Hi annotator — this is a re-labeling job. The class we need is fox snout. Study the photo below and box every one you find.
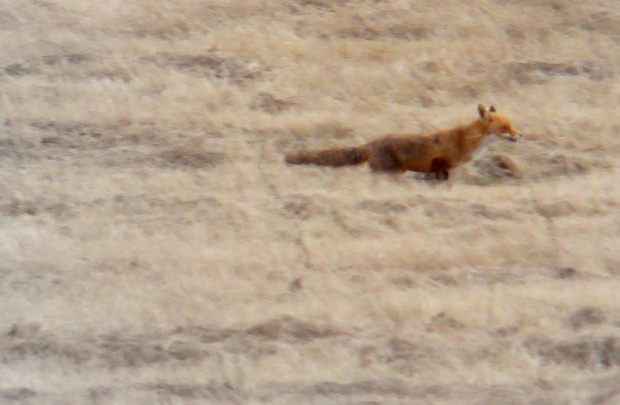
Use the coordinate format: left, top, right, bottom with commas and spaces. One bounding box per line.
507, 133, 521, 142
502, 131, 522, 142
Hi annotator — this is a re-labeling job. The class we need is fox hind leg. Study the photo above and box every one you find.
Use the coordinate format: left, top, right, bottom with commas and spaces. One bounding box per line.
368, 149, 402, 172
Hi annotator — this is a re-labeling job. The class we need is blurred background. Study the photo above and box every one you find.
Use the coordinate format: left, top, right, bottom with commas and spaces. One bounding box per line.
1, 1, 619, 403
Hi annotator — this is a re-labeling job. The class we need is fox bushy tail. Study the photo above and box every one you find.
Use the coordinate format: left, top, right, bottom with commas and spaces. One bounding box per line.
285, 145, 369, 167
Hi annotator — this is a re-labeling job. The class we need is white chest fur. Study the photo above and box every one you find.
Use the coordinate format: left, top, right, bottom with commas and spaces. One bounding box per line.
471, 134, 500, 160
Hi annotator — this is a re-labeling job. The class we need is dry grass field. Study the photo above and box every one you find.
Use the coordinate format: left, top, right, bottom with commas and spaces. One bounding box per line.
1, 0, 620, 403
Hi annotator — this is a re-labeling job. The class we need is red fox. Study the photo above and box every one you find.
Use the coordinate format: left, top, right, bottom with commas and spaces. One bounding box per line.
285, 104, 522, 180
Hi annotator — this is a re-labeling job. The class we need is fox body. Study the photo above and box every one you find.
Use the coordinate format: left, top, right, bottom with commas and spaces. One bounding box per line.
285, 104, 522, 180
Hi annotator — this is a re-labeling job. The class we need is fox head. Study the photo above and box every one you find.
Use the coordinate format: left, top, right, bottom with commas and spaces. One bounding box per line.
478, 103, 522, 142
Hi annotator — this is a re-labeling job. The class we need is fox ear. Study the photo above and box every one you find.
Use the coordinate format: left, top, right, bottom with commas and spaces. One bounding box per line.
478, 103, 487, 119
489, 105, 497, 113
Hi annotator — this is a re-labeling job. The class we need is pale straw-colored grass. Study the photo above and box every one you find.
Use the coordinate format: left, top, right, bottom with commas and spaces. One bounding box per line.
1, 0, 619, 403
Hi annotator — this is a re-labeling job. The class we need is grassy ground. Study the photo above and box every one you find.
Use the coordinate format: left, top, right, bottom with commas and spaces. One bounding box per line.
1, 0, 620, 403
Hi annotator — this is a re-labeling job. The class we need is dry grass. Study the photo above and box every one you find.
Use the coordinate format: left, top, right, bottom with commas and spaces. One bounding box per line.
1, 0, 620, 403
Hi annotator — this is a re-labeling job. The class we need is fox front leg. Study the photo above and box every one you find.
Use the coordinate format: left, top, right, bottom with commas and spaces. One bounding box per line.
430, 158, 450, 181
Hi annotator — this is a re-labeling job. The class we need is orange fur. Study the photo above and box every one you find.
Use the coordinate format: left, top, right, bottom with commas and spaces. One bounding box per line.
285, 104, 522, 180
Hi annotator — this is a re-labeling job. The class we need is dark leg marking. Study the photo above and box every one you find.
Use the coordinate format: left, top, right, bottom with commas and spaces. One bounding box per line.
431, 158, 450, 181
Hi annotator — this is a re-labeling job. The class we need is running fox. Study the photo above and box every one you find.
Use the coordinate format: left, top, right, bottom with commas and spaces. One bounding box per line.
285, 104, 522, 180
